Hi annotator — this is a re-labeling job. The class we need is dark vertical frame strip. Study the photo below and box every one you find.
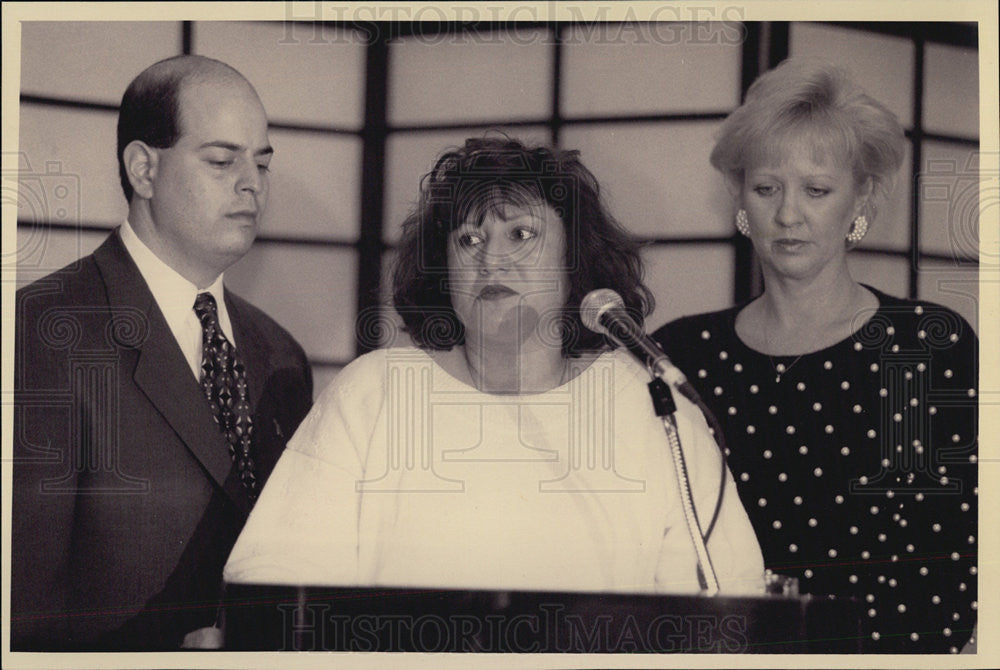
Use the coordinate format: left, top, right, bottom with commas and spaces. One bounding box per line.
908, 37, 925, 300
732, 22, 764, 305
741, 22, 763, 96
550, 23, 564, 147
766, 22, 790, 67
356, 27, 389, 355
182, 21, 193, 55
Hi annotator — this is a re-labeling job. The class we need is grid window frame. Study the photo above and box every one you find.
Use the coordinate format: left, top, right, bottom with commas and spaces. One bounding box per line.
17, 20, 981, 381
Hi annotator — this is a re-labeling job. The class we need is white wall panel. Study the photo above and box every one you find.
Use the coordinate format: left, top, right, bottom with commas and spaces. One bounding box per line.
563, 23, 741, 116
389, 28, 552, 125
194, 21, 366, 129
562, 122, 732, 239
14, 228, 108, 288
642, 244, 735, 329
918, 141, 981, 259
226, 245, 358, 362
925, 43, 979, 139
261, 129, 362, 241
17, 106, 126, 225
20, 22, 180, 104
846, 254, 910, 299
790, 23, 914, 130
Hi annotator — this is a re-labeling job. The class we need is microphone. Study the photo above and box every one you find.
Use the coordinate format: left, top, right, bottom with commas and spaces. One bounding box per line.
581, 289, 723, 594
580, 289, 688, 390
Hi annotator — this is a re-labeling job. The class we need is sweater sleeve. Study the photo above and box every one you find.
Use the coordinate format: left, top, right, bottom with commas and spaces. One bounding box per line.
223, 352, 387, 586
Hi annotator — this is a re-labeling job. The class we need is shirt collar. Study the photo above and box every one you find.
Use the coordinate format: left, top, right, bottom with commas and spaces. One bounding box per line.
119, 220, 233, 341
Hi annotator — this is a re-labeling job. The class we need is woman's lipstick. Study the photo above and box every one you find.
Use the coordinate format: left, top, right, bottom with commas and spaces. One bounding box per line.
773, 238, 808, 252
478, 284, 517, 300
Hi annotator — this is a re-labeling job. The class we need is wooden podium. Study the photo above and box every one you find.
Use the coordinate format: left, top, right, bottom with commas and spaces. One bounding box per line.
222, 584, 863, 653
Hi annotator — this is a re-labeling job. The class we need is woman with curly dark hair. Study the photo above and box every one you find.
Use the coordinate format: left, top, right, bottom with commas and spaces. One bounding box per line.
225, 136, 763, 595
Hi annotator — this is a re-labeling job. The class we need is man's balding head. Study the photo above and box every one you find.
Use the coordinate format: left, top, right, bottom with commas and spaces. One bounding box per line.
116, 55, 261, 202
117, 55, 272, 287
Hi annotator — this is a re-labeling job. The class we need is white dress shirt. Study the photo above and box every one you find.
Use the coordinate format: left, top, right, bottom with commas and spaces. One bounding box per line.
119, 221, 236, 380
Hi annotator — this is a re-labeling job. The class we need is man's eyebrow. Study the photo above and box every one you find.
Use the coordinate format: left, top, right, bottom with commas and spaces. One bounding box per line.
198, 141, 274, 157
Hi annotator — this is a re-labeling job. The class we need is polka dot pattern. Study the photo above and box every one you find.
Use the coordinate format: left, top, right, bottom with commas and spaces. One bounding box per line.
653, 287, 978, 652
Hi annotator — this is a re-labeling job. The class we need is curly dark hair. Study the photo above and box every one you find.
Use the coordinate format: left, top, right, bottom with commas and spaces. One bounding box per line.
392, 135, 654, 356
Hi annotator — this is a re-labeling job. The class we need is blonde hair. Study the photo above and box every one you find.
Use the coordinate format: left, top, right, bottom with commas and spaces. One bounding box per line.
711, 58, 905, 222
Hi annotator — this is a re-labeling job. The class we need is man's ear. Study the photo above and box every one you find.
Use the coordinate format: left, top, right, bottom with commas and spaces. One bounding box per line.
122, 140, 159, 200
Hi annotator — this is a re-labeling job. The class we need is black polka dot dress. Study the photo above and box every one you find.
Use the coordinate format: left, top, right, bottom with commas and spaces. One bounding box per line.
653, 286, 978, 653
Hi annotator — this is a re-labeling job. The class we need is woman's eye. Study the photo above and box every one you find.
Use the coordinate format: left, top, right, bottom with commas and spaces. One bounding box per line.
512, 228, 537, 241
457, 232, 485, 248
209, 159, 234, 168
257, 164, 271, 173
753, 184, 777, 196
806, 186, 830, 197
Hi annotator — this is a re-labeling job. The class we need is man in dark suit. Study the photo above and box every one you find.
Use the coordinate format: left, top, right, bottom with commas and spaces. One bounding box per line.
11, 55, 313, 650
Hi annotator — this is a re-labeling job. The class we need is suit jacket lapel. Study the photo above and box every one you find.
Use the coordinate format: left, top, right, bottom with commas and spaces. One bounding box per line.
93, 231, 251, 516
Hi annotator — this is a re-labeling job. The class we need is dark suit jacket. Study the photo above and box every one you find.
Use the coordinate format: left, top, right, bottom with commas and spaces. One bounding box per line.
11, 230, 313, 650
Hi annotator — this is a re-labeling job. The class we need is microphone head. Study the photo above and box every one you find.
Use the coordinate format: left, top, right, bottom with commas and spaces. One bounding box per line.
580, 288, 625, 334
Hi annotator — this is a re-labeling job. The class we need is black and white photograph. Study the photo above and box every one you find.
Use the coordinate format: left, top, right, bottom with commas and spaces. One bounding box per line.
2, 1, 996, 668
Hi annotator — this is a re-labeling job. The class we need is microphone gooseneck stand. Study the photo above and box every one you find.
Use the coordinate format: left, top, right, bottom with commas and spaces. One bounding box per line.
579, 288, 728, 597
647, 375, 720, 596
